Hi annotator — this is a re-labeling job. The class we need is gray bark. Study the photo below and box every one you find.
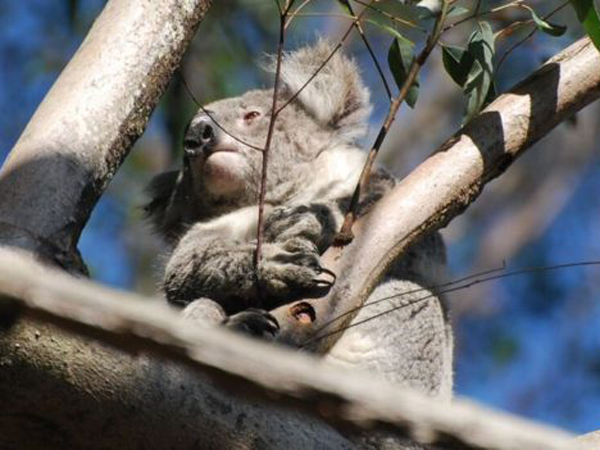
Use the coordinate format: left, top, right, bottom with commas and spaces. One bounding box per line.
273, 38, 600, 350
0, 248, 575, 450
0, 0, 210, 272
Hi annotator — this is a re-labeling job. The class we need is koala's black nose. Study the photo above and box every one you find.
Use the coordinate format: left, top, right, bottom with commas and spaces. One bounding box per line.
184, 119, 216, 157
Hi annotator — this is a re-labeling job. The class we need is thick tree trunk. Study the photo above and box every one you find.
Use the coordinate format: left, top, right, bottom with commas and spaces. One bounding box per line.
0, 0, 210, 271
0, 249, 575, 450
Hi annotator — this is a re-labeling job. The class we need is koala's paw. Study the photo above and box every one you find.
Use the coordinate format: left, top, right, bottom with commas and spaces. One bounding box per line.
260, 239, 336, 299
265, 204, 336, 246
224, 308, 280, 340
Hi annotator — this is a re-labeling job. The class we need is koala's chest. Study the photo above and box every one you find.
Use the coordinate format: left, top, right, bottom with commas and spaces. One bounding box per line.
195, 205, 272, 242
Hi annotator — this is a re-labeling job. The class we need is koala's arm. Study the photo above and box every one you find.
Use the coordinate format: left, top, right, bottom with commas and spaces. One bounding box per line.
163, 202, 340, 314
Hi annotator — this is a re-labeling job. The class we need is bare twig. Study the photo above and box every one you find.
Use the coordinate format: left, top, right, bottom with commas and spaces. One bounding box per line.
284, 0, 314, 29
255, 0, 299, 294
276, 2, 374, 116
304, 261, 600, 347
255, 0, 371, 280
352, 0, 425, 30
343, 0, 393, 102
442, 0, 525, 33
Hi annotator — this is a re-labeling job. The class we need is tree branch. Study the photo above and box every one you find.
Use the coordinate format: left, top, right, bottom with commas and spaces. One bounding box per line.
272, 37, 600, 351
0, 248, 574, 450
0, 0, 211, 271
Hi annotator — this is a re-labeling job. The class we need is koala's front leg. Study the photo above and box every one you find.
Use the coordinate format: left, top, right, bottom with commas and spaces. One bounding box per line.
163, 229, 331, 313
263, 203, 339, 252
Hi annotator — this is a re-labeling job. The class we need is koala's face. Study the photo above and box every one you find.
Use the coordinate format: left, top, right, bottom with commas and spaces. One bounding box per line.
184, 89, 327, 201
182, 40, 372, 204
184, 90, 267, 199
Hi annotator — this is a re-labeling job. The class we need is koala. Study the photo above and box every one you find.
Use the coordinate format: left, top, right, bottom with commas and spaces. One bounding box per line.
145, 41, 453, 402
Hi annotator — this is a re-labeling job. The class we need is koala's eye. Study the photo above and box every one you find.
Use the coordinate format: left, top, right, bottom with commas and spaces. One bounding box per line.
243, 111, 261, 122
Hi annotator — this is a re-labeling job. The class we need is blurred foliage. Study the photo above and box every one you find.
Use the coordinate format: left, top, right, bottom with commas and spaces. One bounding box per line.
1, 0, 600, 434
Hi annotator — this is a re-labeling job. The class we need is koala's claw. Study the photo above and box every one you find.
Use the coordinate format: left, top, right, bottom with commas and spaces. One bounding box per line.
317, 265, 336, 282
312, 265, 336, 287
224, 308, 280, 340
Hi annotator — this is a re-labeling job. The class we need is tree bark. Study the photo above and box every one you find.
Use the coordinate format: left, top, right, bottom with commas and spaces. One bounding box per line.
0, 248, 575, 450
0, 0, 211, 272
273, 38, 600, 350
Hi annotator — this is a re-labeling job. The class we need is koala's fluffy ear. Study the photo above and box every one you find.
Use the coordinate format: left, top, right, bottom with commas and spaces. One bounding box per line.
278, 40, 371, 142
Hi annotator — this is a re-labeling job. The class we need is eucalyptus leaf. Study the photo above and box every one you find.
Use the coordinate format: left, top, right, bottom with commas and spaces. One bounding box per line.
463, 22, 495, 120
447, 5, 469, 19
570, 0, 600, 52
525, 6, 567, 36
367, 19, 416, 44
441, 45, 474, 87
388, 38, 419, 108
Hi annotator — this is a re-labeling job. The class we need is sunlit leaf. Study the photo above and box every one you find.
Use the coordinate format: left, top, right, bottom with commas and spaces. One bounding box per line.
570, 0, 600, 52
447, 5, 469, 19
367, 20, 416, 44
388, 37, 419, 108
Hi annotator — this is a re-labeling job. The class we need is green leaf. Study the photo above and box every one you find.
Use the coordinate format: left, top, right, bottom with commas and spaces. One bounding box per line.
447, 5, 470, 18
387, 38, 419, 108
441, 45, 475, 87
468, 21, 495, 74
441, 22, 496, 122
366, 19, 416, 44
462, 21, 496, 121
570, 0, 600, 52
524, 6, 567, 36
464, 71, 485, 122
335, 0, 351, 14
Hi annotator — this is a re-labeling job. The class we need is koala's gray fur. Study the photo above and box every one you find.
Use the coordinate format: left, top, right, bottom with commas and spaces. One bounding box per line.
145, 41, 453, 445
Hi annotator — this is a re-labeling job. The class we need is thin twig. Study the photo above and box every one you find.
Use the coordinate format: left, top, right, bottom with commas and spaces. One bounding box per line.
442, 0, 525, 33
302, 264, 509, 345
335, 1, 451, 244
352, 0, 425, 30
343, 0, 393, 102
496, 1, 570, 73
254, 0, 298, 298
284, 0, 314, 29
276, 2, 374, 116
302, 260, 600, 348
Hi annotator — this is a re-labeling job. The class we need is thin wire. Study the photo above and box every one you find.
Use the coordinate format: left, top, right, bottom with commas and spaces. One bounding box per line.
301, 261, 600, 348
